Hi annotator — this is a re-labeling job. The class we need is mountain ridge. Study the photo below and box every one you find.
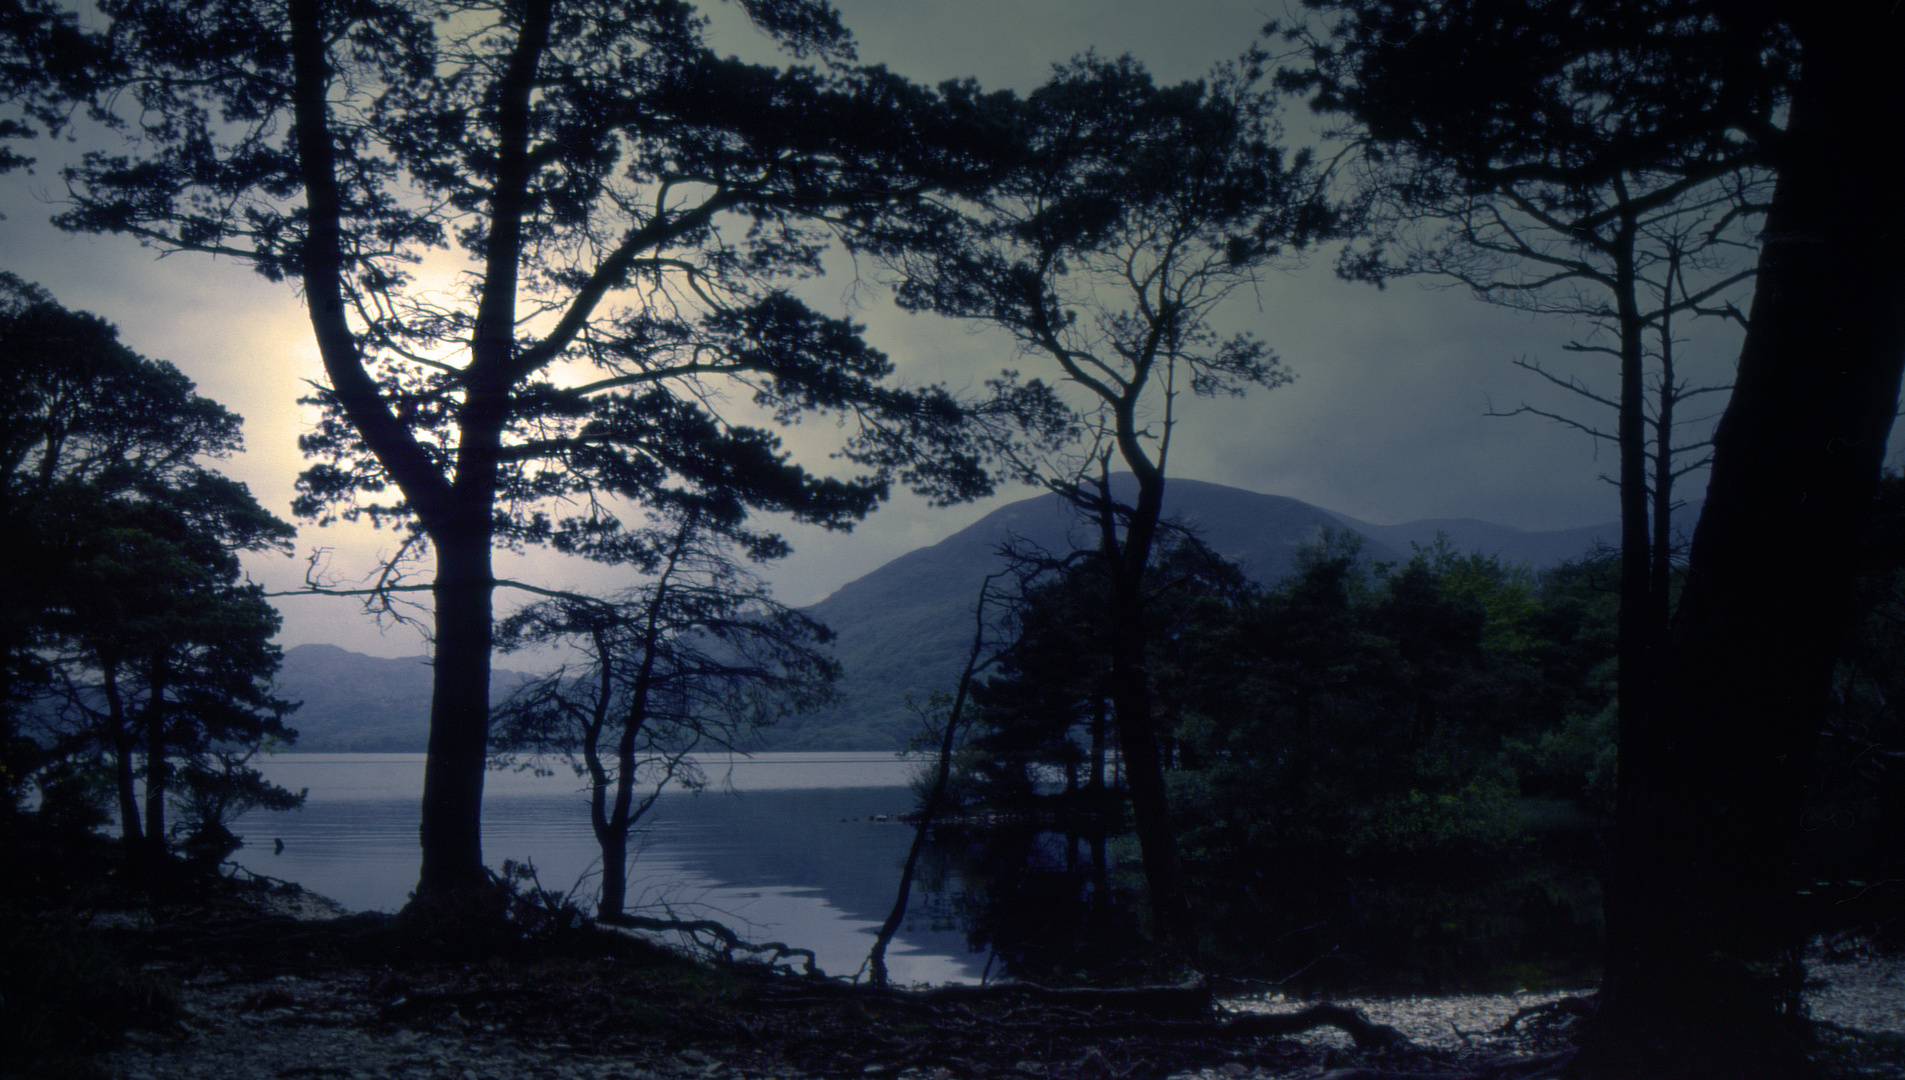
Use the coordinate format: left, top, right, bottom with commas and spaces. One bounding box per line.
273, 480, 1622, 753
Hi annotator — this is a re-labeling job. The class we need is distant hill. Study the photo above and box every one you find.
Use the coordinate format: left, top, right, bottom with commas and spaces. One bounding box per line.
272, 480, 1622, 754
762, 477, 1620, 751
275, 645, 531, 753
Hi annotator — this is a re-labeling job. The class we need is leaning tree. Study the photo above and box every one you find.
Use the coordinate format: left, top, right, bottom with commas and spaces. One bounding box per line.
49, 0, 1012, 913
1601, 5, 1905, 1077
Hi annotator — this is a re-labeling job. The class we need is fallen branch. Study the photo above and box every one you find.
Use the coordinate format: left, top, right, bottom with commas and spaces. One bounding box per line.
606, 913, 821, 976
1498, 995, 1595, 1040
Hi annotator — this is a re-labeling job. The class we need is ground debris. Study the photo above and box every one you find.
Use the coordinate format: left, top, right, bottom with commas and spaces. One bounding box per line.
84, 887, 1905, 1080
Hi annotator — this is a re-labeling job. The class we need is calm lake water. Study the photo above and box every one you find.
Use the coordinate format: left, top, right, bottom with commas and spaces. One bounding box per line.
235, 752, 984, 984
232, 753, 1609, 994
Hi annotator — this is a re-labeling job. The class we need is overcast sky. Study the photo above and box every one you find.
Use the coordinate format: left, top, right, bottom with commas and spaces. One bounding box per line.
2, 0, 1775, 658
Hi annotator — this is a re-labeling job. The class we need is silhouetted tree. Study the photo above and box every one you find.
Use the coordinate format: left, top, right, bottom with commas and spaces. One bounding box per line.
1588, 7, 1905, 1076
890, 53, 1339, 946
490, 507, 837, 921
1281, 0, 1785, 931
868, 571, 1011, 988
48, 0, 1008, 912
1, 275, 301, 862
1287, 2, 1905, 1074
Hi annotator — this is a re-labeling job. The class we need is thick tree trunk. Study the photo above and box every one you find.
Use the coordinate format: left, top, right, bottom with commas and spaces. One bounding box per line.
1580, 9, 1905, 1077
598, 821, 630, 920
415, 524, 496, 898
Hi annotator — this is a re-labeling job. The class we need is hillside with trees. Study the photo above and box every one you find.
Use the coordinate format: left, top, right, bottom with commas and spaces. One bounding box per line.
782, 476, 1621, 749
272, 478, 1620, 754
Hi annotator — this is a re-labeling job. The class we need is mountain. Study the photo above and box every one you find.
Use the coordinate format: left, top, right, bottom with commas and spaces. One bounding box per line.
762, 478, 1620, 751
1332, 515, 1619, 568
274, 644, 531, 753
271, 480, 1621, 754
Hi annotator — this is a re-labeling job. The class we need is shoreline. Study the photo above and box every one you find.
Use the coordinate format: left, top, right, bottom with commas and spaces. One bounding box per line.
82, 876, 1904, 1080
240, 872, 1905, 1041
230, 876, 1897, 1043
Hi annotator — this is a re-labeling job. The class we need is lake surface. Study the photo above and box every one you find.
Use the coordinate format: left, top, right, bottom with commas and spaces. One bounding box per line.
235, 752, 985, 984
233, 753, 1609, 994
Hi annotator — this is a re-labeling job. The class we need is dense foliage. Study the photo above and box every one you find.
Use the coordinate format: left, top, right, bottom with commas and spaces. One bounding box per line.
0, 275, 304, 864
39, 0, 1024, 902
1167, 534, 1614, 862
923, 531, 1619, 985
955, 533, 1618, 858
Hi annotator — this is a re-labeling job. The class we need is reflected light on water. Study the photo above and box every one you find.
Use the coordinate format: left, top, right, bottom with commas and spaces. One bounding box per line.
233, 753, 980, 985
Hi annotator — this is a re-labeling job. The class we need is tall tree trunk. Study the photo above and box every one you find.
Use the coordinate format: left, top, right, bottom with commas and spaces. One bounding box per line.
1650, 245, 1684, 635
101, 657, 141, 848
1581, 9, 1905, 1076
411, 0, 549, 907
1606, 219, 1661, 988
1096, 465, 1192, 949
416, 523, 496, 898
288, 0, 488, 907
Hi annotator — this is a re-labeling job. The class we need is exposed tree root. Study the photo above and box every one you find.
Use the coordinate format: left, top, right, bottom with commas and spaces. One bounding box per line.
1219, 1003, 1414, 1049
605, 912, 821, 975
79, 874, 1612, 1080
1498, 995, 1596, 1043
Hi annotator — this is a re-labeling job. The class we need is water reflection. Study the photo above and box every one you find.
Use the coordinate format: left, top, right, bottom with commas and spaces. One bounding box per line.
235, 754, 1606, 992
925, 822, 1605, 995
235, 753, 985, 984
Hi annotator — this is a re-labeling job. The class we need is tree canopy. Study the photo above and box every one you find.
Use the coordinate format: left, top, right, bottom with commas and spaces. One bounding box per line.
48, 0, 1021, 908
1, 273, 302, 863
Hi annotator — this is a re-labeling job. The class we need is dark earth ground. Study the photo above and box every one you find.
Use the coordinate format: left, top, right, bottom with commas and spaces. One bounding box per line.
12, 862, 1902, 1080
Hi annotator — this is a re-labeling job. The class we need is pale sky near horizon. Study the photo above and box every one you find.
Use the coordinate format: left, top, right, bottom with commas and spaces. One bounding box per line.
1, 0, 1773, 658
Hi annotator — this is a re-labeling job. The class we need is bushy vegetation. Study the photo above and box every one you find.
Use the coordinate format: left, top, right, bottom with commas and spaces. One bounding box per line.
927, 497, 1905, 982
1166, 532, 1618, 863
926, 531, 1621, 981
953, 532, 1619, 858
1, 276, 304, 869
